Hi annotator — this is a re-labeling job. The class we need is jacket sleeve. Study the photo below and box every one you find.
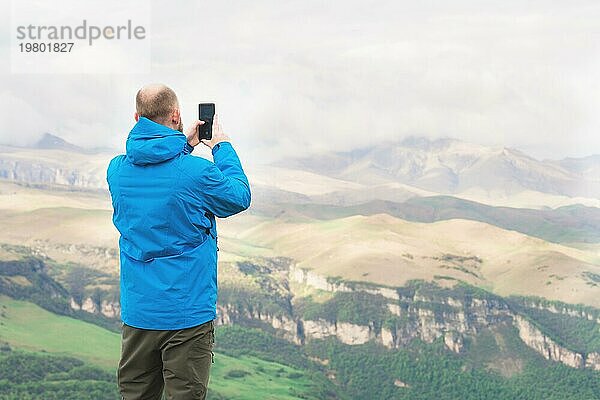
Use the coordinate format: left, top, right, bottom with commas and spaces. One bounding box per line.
198, 142, 251, 218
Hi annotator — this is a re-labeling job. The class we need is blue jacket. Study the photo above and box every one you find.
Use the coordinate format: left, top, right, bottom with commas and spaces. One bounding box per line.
106, 117, 251, 330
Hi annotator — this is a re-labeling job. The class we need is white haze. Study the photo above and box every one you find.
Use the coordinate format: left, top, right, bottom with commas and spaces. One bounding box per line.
0, 0, 599, 165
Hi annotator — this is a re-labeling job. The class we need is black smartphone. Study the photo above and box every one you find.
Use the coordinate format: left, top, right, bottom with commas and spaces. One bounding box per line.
198, 103, 215, 140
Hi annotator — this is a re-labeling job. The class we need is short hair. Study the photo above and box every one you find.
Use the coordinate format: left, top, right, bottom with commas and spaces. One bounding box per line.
135, 84, 179, 124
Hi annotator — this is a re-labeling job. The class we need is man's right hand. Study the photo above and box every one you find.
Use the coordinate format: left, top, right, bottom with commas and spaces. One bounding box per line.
201, 114, 230, 149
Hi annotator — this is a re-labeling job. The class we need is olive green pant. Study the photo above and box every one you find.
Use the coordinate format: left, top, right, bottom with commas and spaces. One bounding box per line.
117, 319, 215, 400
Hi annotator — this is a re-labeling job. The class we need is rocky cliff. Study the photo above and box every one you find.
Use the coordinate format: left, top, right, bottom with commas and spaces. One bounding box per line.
518, 298, 600, 324
215, 261, 600, 371
514, 315, 587, 369
70, 296, 121, 319
7, 255, 596, 372
0, 144, 111, 190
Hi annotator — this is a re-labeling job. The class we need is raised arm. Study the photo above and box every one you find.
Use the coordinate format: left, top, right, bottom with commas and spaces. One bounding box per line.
199, 142, 251, 217
184, 115, 251, 218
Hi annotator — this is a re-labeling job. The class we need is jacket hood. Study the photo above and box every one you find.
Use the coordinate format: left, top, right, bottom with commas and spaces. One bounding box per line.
126, 117, 186, 165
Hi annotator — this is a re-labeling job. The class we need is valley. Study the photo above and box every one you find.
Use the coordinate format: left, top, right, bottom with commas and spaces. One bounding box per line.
0, 134, 599, 399
1, 253, 599, 399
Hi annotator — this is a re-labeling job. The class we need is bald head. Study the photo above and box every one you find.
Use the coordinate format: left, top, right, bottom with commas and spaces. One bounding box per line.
135, 84, 180, 126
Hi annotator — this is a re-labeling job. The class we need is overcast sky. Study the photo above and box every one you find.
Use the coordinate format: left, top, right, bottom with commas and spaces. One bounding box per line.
0, 0, 599, 164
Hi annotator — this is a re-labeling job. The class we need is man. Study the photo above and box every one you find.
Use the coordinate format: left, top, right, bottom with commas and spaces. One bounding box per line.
106, 83, 251, 400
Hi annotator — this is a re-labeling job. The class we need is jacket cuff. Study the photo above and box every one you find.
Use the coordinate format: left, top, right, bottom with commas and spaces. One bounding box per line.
183, 142, 195, 155
211, 141, 231, 155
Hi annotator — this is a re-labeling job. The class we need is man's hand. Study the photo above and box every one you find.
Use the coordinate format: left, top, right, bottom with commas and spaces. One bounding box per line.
186, 120, 205, 147
201, 114, 230, 149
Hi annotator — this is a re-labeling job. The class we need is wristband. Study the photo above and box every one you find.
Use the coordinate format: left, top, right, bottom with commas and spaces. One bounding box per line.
183, 142, 195, 154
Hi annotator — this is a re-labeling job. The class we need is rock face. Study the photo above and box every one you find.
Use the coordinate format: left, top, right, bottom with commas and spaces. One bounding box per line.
61, 258, 600, 372
514, 315, 584, 368
586, 352, 600, 371
519, 299, 600, 324
291, 267, 399, 300
303, 319, 372, 345
0, 143, 112, 190
283, 265, 515, 354
514, 315, 600, 371
70, 296, 121, 320
215, 303, 301, 345
100, 300, 120, 318
215, 282, 516, 356
216, 264, 600, 371
0, 158, 109, 189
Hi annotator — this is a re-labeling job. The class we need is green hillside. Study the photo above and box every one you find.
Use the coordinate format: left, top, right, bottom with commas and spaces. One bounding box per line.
1, 253, 599, 399
0, 351, 118, 400
217, 324, 600, 400
1, 288, 600, 399
0, 295, 119, 368
0, 296, 333, 400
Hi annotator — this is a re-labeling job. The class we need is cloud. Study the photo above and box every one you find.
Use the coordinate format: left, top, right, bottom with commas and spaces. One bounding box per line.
0, 0, 599, 163
0, 90, 47, 146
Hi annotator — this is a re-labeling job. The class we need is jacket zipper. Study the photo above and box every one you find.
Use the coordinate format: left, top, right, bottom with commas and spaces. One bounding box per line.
204, 212, 219, 251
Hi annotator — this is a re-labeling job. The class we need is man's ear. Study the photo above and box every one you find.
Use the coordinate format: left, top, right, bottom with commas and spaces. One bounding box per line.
171, 109, 180, 124
134, 112, 139, 122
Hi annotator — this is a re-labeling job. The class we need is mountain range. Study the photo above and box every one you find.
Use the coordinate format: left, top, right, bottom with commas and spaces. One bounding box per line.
0, 133, 599, 398
276, 136, 600, 203
0, 133, 598, 308
0, 134, 599, 210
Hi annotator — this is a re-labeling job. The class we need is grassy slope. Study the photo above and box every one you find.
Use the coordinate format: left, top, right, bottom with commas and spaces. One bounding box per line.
252, 196, 600, 244
1, 202, 599, 307
221, 213, 600, 308
0, 180, 599, 307
0, 296, 320, 400
0, 295, 119, 368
